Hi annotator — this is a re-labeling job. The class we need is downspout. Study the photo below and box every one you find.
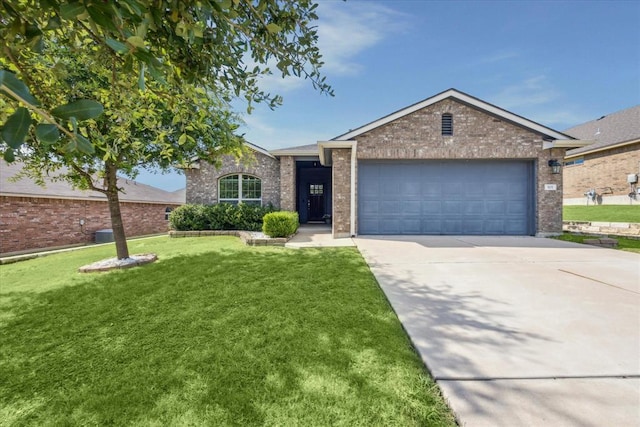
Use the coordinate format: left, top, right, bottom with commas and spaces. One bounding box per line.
350, 141, 357, 237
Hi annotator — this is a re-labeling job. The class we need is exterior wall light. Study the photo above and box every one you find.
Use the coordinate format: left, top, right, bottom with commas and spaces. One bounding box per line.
548, 159, 561, 174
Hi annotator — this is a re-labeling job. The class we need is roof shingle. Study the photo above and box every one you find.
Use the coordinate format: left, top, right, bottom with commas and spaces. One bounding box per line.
564, 105, 640, 156
0, 161, 185, 204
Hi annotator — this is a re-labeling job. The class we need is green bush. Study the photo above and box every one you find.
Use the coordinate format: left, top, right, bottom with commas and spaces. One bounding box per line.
168, 204, 208, 231
262, 211, 299, 238
169, 203, 276, 231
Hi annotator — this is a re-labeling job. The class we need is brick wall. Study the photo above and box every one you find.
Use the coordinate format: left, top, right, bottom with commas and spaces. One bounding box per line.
353, 99, 564, 234
0, 196, 180, 255
186, 150, 280, 207
279, 156, 295, 211
563, 143, 640, 203
331, 149, 352, 238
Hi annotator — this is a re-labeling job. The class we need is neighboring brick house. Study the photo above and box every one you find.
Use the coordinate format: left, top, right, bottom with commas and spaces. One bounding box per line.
0, 161, 184, 255
562, 105, 640, 205
186, 89, 586, 238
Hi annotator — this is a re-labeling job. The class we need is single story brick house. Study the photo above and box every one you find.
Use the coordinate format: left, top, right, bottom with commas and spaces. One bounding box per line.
186, 89, 588, 238
0, 161, 185, 255
562, 105, 640, 205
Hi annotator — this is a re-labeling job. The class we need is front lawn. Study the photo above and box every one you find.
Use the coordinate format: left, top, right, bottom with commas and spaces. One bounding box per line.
563, 205, 640, 223
553, 233, 640, 254
0, 237, 455, 426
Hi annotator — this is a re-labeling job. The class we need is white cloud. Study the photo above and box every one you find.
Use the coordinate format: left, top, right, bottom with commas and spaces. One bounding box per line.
489, 76, 592, 129
492, 76, 560, 109
316, 2, 407, 76
249, 2, 408, 94
477, 50, 520, 65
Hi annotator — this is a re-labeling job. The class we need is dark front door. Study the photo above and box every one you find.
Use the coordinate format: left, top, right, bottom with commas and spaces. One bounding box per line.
307, 183, 325, 221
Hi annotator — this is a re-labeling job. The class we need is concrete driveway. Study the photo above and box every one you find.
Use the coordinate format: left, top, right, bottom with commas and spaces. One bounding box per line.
355, 236, 640, 426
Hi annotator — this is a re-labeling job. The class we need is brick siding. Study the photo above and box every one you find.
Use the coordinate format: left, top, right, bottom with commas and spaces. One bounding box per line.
186, 150, 280, 207
0, 196, 180, 255
353, 99, 565, 234
279, 156, 296, 211
563, 143, 640, 203
331, 149, 352, 238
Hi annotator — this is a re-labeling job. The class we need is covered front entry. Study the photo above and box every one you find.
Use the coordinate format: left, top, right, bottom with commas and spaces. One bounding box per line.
296, 160, 332, 223
358, 160, 535, 235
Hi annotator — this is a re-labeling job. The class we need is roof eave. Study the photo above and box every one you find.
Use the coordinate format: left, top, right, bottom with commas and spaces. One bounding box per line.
565, 138, 640, 158
317, 141, 355, 166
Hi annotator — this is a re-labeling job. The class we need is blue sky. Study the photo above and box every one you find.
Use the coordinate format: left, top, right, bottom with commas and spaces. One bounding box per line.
136, 0, 640, 191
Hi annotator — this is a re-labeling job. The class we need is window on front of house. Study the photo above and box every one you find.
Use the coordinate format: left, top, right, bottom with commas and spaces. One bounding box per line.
165, 207, 173, 221
219, 174, 262, 205
442, 113, 453, 136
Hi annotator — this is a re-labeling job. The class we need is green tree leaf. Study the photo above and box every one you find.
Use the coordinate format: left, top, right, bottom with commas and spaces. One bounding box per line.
75, 134, 95, 154
51, 100, 104, 121
106, 38, 129, 54
3, 148, 16, 163
35, 124, 61, 144
59, 2, 86, 19
127, 36, 146, 48
266, 23, 282, 34
2, 107, 32, 149
0, 70, 40, 106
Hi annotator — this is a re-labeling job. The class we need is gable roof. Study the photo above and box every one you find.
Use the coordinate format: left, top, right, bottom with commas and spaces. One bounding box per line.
331, 88, 574, 142
564, 105, 640, 157
0, 161, 184, 204
269, 143, 319, 156
245, 141, 276, 159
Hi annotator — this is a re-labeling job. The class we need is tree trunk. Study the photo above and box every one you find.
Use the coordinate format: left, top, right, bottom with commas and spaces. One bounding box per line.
105, 161, 130, 259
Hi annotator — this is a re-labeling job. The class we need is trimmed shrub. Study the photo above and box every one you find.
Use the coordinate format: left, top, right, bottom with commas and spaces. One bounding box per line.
262, 211, 299, 238
168, 204, 208, 231
169, 203, 276, 231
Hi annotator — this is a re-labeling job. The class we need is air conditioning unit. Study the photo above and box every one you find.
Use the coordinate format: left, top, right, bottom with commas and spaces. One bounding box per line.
628, 174, 639, 184
95, 229, 114, 244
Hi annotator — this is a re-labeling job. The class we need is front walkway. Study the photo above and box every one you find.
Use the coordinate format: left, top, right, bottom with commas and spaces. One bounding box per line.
355, 235, 640, 427
285, 224, 355, 248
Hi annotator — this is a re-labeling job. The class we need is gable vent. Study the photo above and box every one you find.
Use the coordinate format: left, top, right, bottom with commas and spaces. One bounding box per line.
442, 113, 453, 136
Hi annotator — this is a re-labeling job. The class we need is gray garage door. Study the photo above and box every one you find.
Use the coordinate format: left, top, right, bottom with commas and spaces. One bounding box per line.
358, 160, 535, 235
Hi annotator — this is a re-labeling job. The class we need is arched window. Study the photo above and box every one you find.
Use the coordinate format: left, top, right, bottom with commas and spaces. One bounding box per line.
219, 174, 262, 205
442, 113, 453, 136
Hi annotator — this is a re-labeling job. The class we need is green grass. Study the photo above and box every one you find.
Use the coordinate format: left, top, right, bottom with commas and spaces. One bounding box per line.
0, 237, 455, 426
563, 205, 640, 223
553, 232, 640, 254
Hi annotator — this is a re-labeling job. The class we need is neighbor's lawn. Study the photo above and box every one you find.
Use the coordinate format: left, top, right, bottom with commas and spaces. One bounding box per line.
553, 233, 640, 254
563, 205, 640, 223
0, 237, 455, 426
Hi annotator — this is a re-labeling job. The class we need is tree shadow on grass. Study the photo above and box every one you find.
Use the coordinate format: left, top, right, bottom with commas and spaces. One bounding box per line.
0, 247, 455, 426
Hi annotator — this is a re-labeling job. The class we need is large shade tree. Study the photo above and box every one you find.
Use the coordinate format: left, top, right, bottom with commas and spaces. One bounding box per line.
0, 0, 331, 259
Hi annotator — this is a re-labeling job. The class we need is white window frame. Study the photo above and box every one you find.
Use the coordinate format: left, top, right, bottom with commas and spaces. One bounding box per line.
218, 173, 262, 205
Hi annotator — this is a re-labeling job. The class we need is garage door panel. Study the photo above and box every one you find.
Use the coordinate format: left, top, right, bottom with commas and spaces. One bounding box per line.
402, 200, 421, 214
464, 201, 485, 215
402, 219, 422, 234
508, 201, 527, 214
361, 200, 379, 215
484, 220, 505, 234
422, 201, 442, 214
462, 220, 484, 234
486, 200, 506, 214
506, 220, 528, 234
358, 160, 533, 235
422, 182, 443, 197
443, 200, 463, 214
422, 219, 443, 233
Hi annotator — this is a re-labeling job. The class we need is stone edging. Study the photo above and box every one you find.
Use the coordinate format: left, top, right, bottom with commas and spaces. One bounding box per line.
168, 230, 290, 246
563, 221, 640, 238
